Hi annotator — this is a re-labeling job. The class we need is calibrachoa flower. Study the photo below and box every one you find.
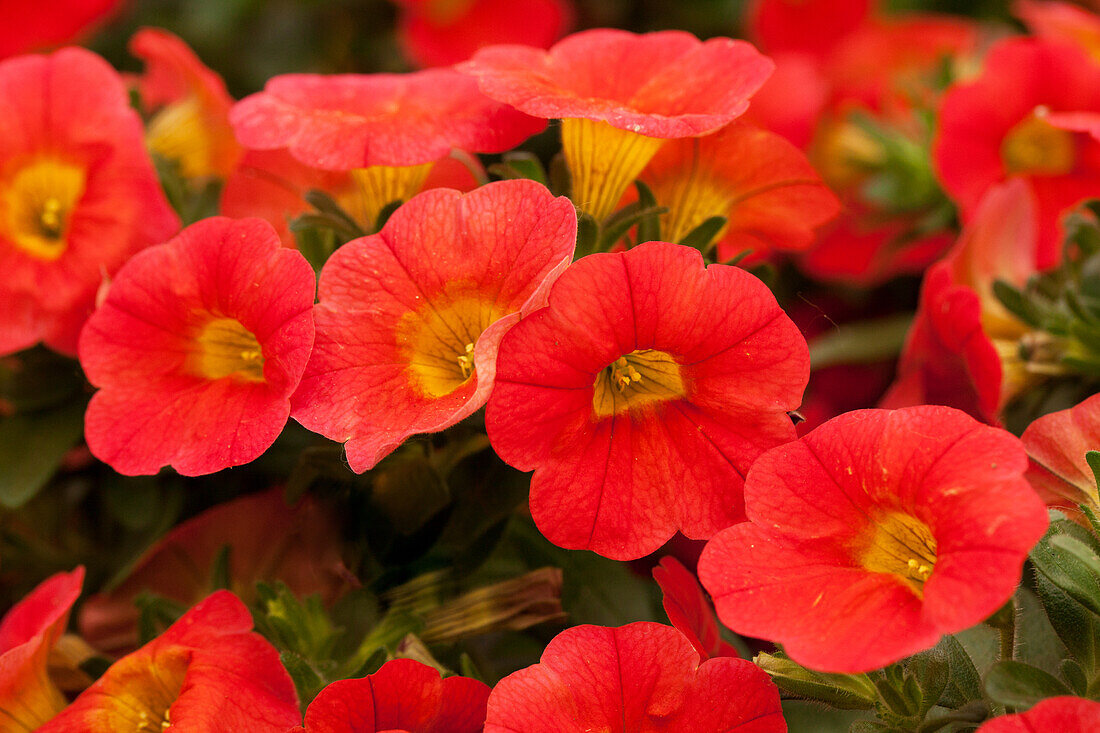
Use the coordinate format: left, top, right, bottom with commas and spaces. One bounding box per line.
935, 37, 1100, 268
485, 241, 809, 560
130, 28, 241, 179
79, 487, 349, 655
1023, 393, 1100, 521
292, 658, 490, 732
0, 0, 119, 58
460, 29, 774, 221
484, 622, 785, 732
0, 47, 179, 356
39, 591, 300, 732
976, 696, 1100, 732
0, 567, 83, 732
394, 0, 572, 68
653, 557, 739, 661
699, 405, 1049, 673
79, 217, 316, 476
291, 179, 577, 472
230, 68, 543, 228
883, 180, 1039, 424
635, 120, 839, 258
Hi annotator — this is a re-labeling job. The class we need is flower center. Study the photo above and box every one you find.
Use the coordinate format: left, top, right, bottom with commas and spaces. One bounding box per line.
3, 158, 86, 261
859, 511, 938, 596
104, 645, 188, 731
342, 162, 435, 232
1002, 108, 1076, 177
561, 118, 664, 222
592, 349, 686, 417
190, 317, 266, 382
398, 289, 504, 398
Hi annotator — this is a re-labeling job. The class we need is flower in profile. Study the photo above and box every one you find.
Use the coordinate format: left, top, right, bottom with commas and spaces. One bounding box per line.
636, 120, 839, 258
0, 567, 84, 732
461, 29, 774, 222
292, 658, 490, 732
130, 27, 242, 179
935, 37, 1100, 268
291, 179, 577, 473
484, 622, 785, 732
1022, 393, 1100, 521
38, 591, 300, 732
0, 1, 119, 58
699, 405, 1049, 673
79, 217, 316, 476
976, 696, 1100, 732
394, 0, 572, 68
653, 557, 738, 661
230, 68, 543, 229
485, 241, 808, 560
882, 179, 1040, 424
79, 487, 350, 655
0, 47, 179, 356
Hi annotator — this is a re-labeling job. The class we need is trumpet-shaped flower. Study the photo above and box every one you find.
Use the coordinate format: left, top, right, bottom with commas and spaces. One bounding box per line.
699, 405, 1048, 673
291, 179, 577, 472
79, 217, 316, 476
486, 241, 808, 560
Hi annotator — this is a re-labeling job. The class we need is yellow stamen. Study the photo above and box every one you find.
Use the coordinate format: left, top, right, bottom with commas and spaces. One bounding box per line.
858, 511, 937, 597
191, 317, 266, 382
592, 349, 685, 417
456, 342, 475, 379
343, 162, 435, 232
1002, 107, 1076, 177
561, 118, 664, 222
3, 158, 86, 261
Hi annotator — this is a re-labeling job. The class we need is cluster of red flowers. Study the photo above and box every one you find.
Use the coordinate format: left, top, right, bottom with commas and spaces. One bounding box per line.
3, 0, 1100, 731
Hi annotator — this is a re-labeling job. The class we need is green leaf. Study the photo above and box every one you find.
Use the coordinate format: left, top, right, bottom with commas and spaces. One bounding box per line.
599, 202, 668, 250
1034, 571, 1100, 672
1030, 520, 1100, 618
933, 635, 984, 708
1060, 658, 1089, 696
488, 152, 548, 185
633, 180, 661, 244
0, 397, 86, 508
755, 652, 877, 710
984, 660, 1072, 709
678, 215, 727, 253
905, 648, 950, 718
809, 314, 915, 370
575, 213, 599, 258
1088, 452, 1100, 493
993, 280, 1045, 329
370, 448, 450, 536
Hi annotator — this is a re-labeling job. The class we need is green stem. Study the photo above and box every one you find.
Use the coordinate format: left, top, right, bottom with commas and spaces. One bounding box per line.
999, 605, 1015, 663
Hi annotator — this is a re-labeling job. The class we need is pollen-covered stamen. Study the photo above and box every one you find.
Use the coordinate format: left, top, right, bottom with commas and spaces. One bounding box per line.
859, 511, 938, 596
108, 646, 188, 731
1002, 107, 1077, 176
4, 158, 87, 261
190, 316, 266, 382
456, 342, 475, 379
593, 349, 686, 417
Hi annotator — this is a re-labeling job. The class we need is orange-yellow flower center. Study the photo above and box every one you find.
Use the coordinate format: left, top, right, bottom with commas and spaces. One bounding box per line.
858, 511, 938, 596
190, 317, 266, 382
101, 645, 188, 731
561, 118, 665, 222
592, 349, 686, 417
341, 162, 435, 232
3, 158, 86, 261
1002, 109, 1076, 177
398, 288, 504, 398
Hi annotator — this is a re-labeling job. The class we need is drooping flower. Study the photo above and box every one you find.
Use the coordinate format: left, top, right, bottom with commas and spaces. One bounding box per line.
1022, 393, 1100, 521
0, 47, 179, 356
653, 557, 739, 661
291, 179, 577, 473
0, 1, 120, 58
78, 217, 316, 476
635, 120, 839, 258
0, 567, 84, 732
484, 622, 785, 733
78, 487, 349, 655
460, 29, 774, 222
394, 0, 572, 68
699, 405, 1048, 673
882, 179, 1040, 424
292, 658, 490, 733
975, 696, 1100, 732
38, 591, 300, 732
130, 28, 242, 179
485, 241, 809, 560
230, 68, 543, 228
934, 37, 1100, 268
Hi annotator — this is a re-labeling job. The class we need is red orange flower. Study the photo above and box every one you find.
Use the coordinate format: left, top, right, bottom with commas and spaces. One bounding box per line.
394, 0, 572, 68
461, 29, 774, 221
935, 37, 1100, 268
0, 1, 119, 58
699, 405, 1048, 673
78, 217, 316, 476
293, 658, 490, 732
38, 591, 299, 732
485, 241, 808, 560
653, 557, 738, 661
130, 28, 242, 179
0, 567, 83, 732
291, 179, 577, 472
484, 622, 785, 733
1023, 393, 1100, 520
0, 47, 179, 356
976, 696, 1100, 732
